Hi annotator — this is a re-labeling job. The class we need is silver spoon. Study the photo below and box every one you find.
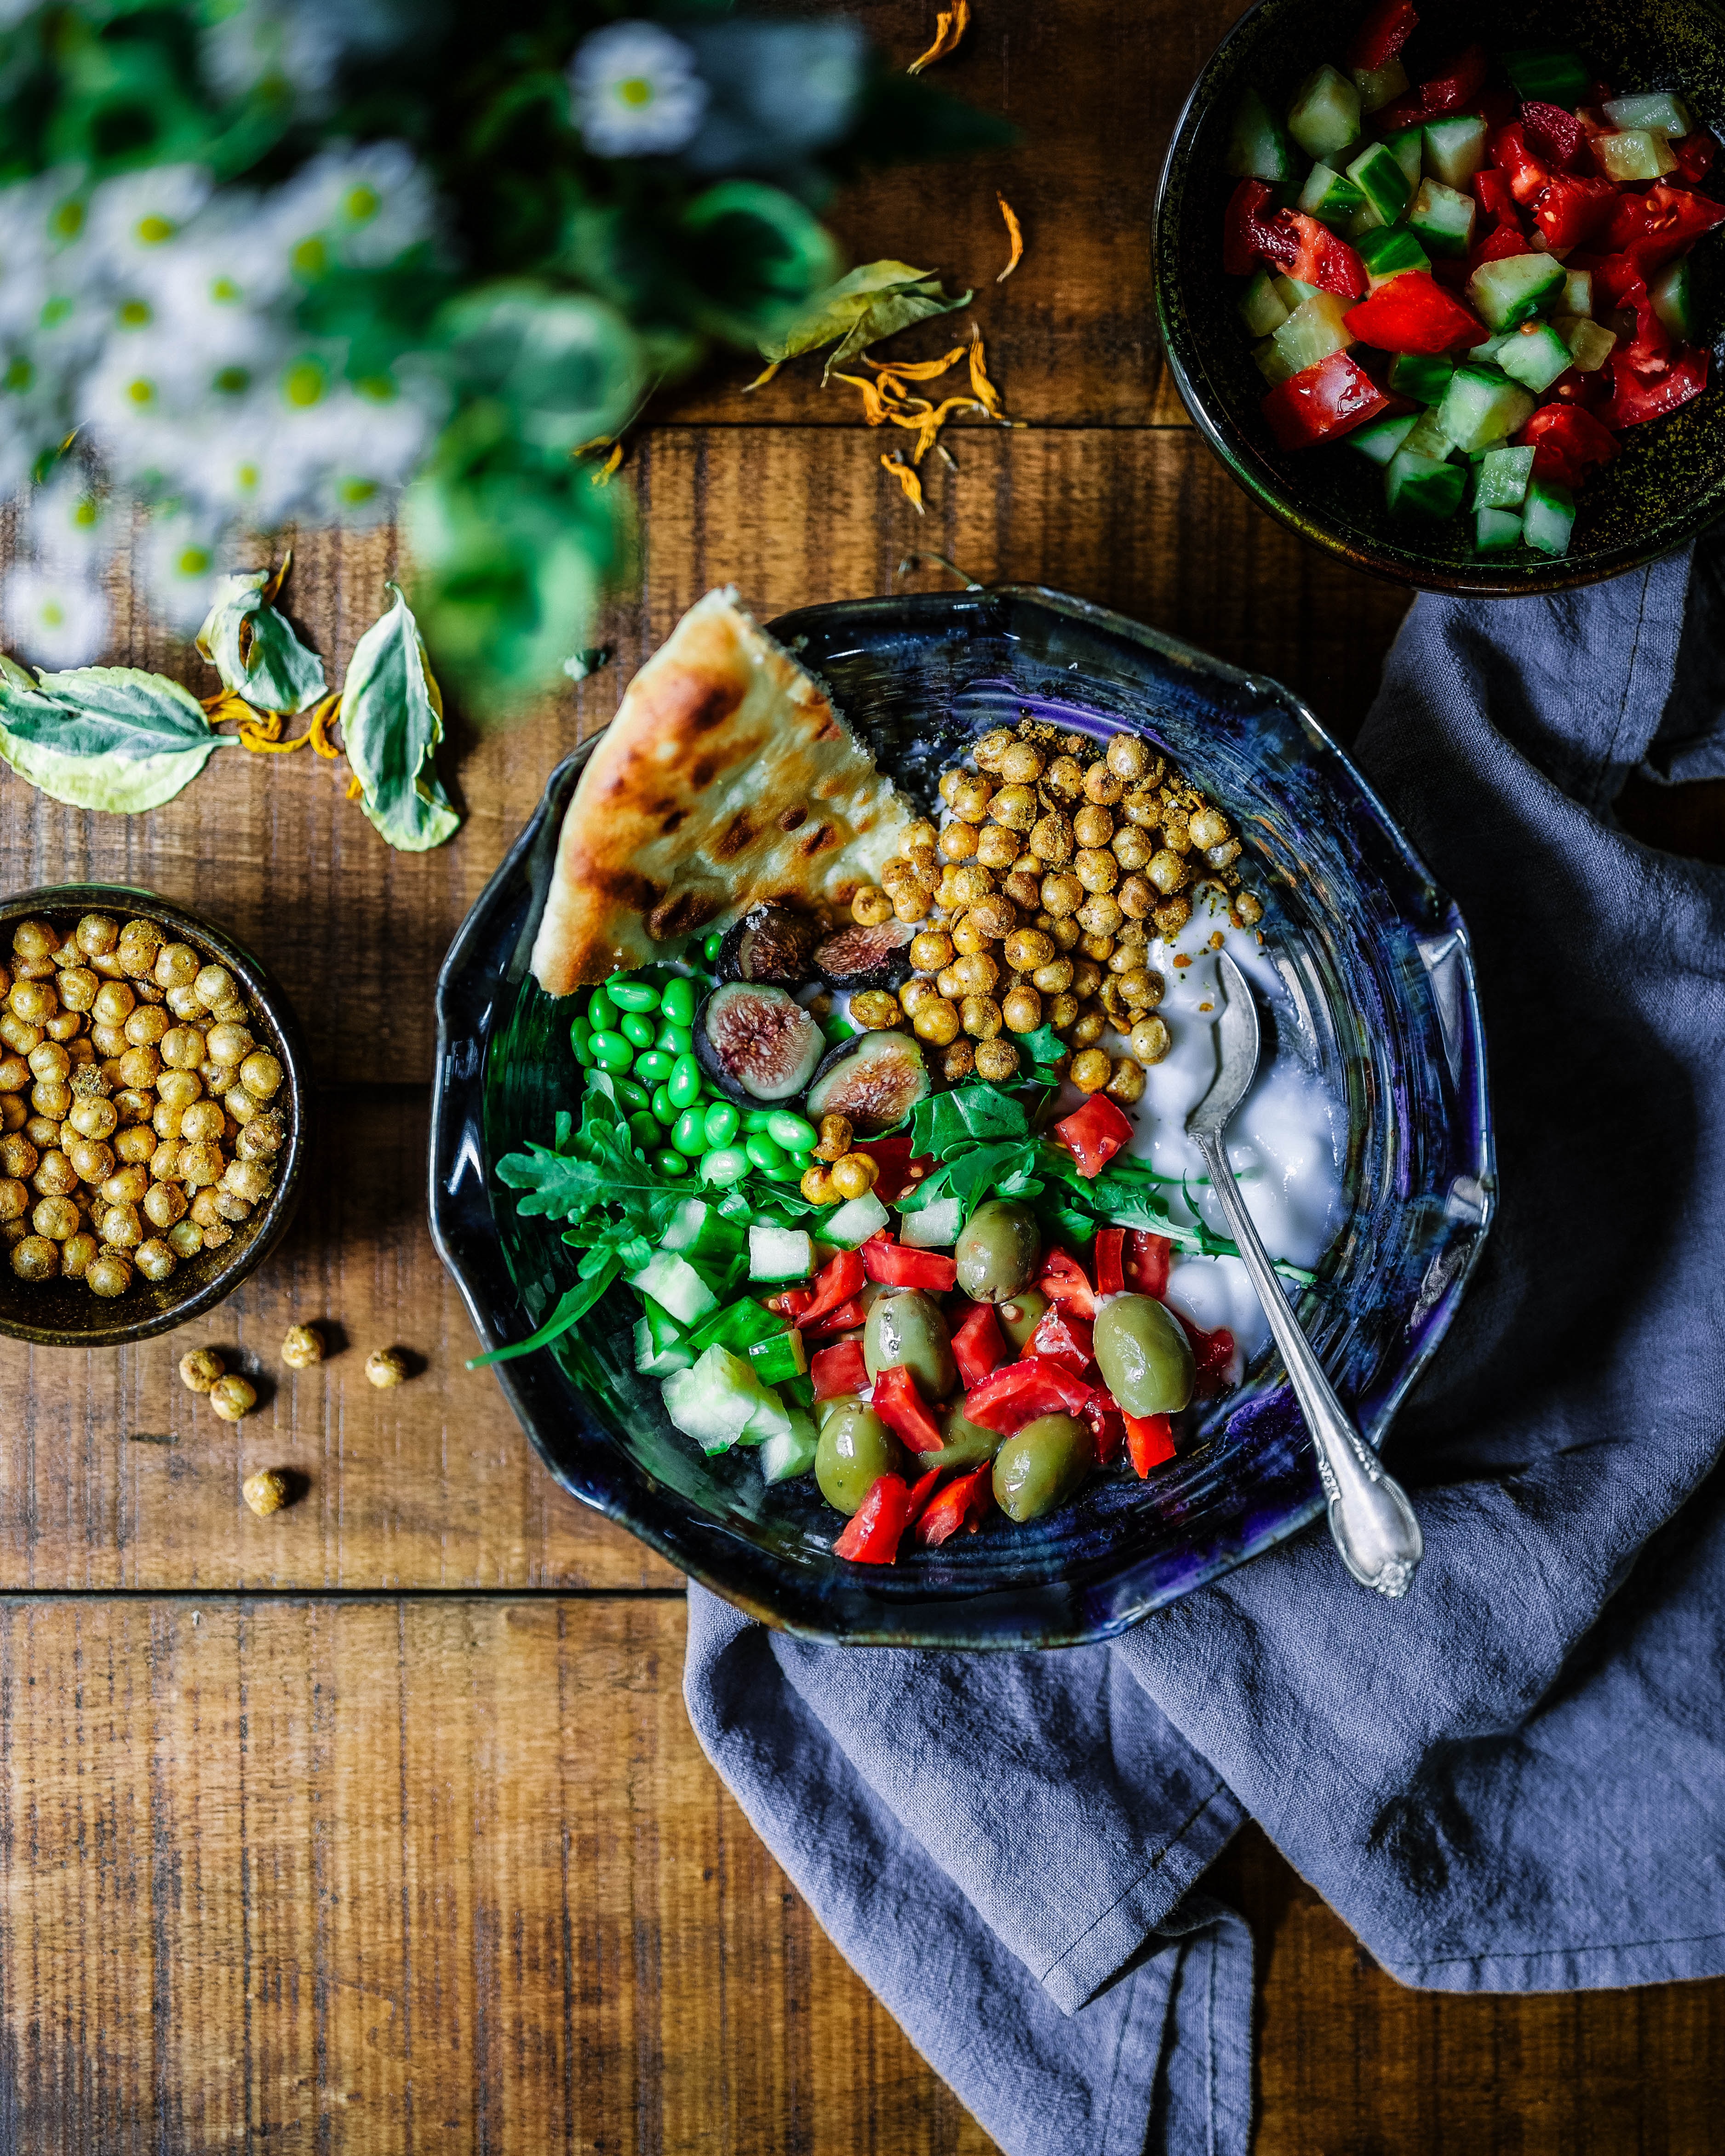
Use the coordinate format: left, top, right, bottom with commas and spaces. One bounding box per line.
1185, 951, 1424, 1599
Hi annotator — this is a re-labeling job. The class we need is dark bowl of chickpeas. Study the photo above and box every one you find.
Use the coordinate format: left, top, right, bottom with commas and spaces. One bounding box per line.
0, 886, 307, 1348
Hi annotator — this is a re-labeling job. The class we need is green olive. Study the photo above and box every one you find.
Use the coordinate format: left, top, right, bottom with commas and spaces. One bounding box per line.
927, 1401, 1003, 1472
815, 1404, 907, 1515
955, 1200, 1042, 1304
992, 1413, 1094, 1523
994, 1287, 1049, 1352
863, 1288, 957, 1400
1092, 1293, 1195, 1417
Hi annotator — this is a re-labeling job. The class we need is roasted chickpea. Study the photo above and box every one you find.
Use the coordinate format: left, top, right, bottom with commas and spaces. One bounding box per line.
851, 886, 894, 932
131, 1237, 175, 1284
91, 981, 135, 1029
1146, 849, 1189, 896
115, 920, 162, 978
1121, 787, 1162, 830
30, 1077, 71, 1120
908, 930, 953, 974
942, 1038, 976, 1081
32, 1194, 79, 1241
1188, 806, 1231, 851
97, 1201, 142, 1251
61, 1232, 97, 1278
1031, 956, 1074, 996
1001, 869, 1042, 913
1000, 983, 1042, 1033
224, 1087, 260, 1127
848, 989, 902, 1032
1071, 958, 1104, 998
0, 1012, 42, 1056
211, 1187, 251, 1224
1071, 804, 1113, 852
1153, 896, 1193, 938
1003, 927, 1054, 974
912, 997, 961, 1048
28, 1041, 69, 1084
208, 1373, 257, 1421
997, 740, 1044, 785
148, 938, 198, 989
156, 1069, 202, 1110
11, 923, 54, 967
1234, 891, 1264, 928
189, 1189, 225, 1229
45, 1009, 84, 1044
0, 1055, 28, 1094
220, 1158, 271, 1206
33, 1147, 79, 1196
905, 844, 941, 890
101, 1165, 149, 1207
959, 993, 1003, 1040
1078, 932, 1116, 966
974, 822, 1020, 872
1101, 1057, 1143, 1107
891, 886, 932, 926
936, 818, 978, 863
0, 1132, 39, 1179
974, 1037, 1021, 1082
1106, 732, 1151, 783
114, 1125, 156, 1166
1115, 874, 1154, 921
0, 1178, 26, 1223
65, 1037, 95, 1070
201, 1220, 235, 1252
1107, 822, 1152, 873
1069, 1048, 1112, 1093
85, 1248, 133, 1297
151, 1140, 184, 1183
143, 1181, 188, 1230
972, 729, 1014, 773
1026, 812, 1072, 866
949, 773, 995, 824
180, 1142, 225, 1189
900, 817, 938, 857
0, 1098, 26, 1133
1158, 804, 1191, 852
988, 783, 1037, 832
1069, 1002, 1108, 1048
10, 978, 58, 1026
1082, 762, 1123, 806
193, 964, 235, 1011
939, 864, 988, 912
242, 1468, 291, 1517
88, 1024, 126, 1059
799, 1164, 837, 1205
1074, 847, 1119, 895
948, 914, 986, 957
950, 949, 999, 996
1107, 939, 1144, 975
366, 1348, 410, 1390
113, 1047, 158, 1092
897, 978, 934, 1018
1131, 1016, 1172, 1066
69, 914, 116, 960
829, 1151, 879, 1202
937, 767, 964, 806
967, 895, 1018, 942
166, 1218, 204, 1260
23, 1115, 58, 1149
1077, 891, 1124, 938
1046, 990, 1081, 1030
178, 1100, 224, 1145
152, 1102, 183, 1142
11, 1234, 59, 1281
205, 1023, 253, 1068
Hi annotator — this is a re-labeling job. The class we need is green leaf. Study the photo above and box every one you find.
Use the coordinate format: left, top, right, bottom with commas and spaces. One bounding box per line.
339, 583, 461, 853
1017, 1024, 1068, 1073
678, 181, 842, 348
0, 663, 230, 813
196, 562, 327, 716
466, 1253, 623, 1369
757, 259, 972, 379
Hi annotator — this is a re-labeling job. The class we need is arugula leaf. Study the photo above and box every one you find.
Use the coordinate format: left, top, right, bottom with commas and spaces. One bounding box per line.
467, 1252, 623, 1368
196, 560, 327, 715
0, 662, 230, 813
340, 583, 461, 853
757, 259, 973, 381
1016, 1024, 1068, 1075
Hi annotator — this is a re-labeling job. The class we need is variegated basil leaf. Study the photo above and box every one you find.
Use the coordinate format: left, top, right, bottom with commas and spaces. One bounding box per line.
196, 561, 327, 715
0, 663, 229, 813
339, 583, 461, 853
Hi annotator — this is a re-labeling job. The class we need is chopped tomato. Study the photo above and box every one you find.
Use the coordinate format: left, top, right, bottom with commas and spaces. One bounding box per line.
855, 1135, 930, 1205
1341, 278, 1486, 355
1081, 1392, 1125, 1466
833, 1470, 936, 1564
1261, 352, 1391, 452
871, 1363, 946, 1455
1052, 1091, 1135, 1177
860, 1234, 957, 1293
1124, 1413, 1177, 1476
952, 1302, 1006, 1390
1027, 1306, 1095, 1376
1600, 182, 1725, 273
1345, 0, 1417, 74
1490, 121, 1550, 207
1375, 42, 1487, 131
1672, 132, 1716, 186
765, 1284, 816, 1320
1518, 403, 1619, 489
1519, 101, 1586, 171
1471, 221, 1531, 268
1472, 168, 1518, 225
1277, 212, 1368, 299
1223, 178, 1295, 277
1124, 1230, 1172, 1299
1037, 1247, 1098, 1319
795, 1247, 865, 1330
811, 1337, 868, 1400
962, 1358, 1094, 1436
916, 1464, 994, 1548
1530, 175, 1617, 252
1600, 342, 1710, 430
1173, 1313, 1237, 1399
1093, 1228, 1125, 1298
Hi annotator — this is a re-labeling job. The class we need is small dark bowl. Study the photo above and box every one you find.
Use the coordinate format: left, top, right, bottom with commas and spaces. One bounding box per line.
1153, 0, 1725, 593
0, 885, 308, 1349
431, 587, 1495, 1649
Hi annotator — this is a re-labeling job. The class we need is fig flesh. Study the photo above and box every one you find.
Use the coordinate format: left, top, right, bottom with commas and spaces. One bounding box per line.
812, 918, 915, 991
717, 904, 819, 986
695, 982, 824, 1105
805, 1030, 931, 1133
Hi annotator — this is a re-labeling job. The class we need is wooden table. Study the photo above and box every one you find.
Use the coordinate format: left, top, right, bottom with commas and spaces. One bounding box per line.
3, 2, 1722, 2148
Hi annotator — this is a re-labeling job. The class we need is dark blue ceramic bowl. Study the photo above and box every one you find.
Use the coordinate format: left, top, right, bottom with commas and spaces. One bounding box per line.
430, 587, 1496, 1647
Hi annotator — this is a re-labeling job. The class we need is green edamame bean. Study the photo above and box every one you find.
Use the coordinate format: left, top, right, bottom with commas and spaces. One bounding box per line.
651, 1085, 676, 1126
590, 1030, 632, 1074
745, 1109, 777, 1133
655, 1021, 694, 1056
955, 1200, 1042, 1304
864, 1289, 958, 1401
790, 1150, 814, 1174
587, 988, 617, 1034
661, 978, 696, 1028
1092, 1295, 1195, 1417
570, 1022, 595, 1068
628, 1111, 660, 1154
619, 1011, 655, 1049
745, 1133, 787, 1173
995, 1288, 1049, 1351
668, 1055, 703, 1109
703, 931, 725, 964
635, 1049, 674, 1084
700, 1145, 751, 1187
766, 1110, 818, 1153
763, 1159, 801, 1182
672, 1108, 708, 1158
609, 980, 660, 1014
654, 1149, 691, 1178
993, 1413, 1094, 1523
815, 1403, 908, 1516
614, 1077, 650, 1115
704, 1101, 740, 1149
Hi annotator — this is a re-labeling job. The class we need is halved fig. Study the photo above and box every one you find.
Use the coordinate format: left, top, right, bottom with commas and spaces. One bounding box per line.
813, 918, 915, 991
695, 982, 824, 1105
717, 904, 819, 986
805, 1031, 932, 1134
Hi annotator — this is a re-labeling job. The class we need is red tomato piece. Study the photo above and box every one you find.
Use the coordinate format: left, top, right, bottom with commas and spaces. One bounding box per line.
1520, 101, 1586, 171
855, 1135, 930, 1205
1345, 0, 1417, 73
811, 1337, 868, 1400
1223, 178, 1296, 277
833, 1474, 918, 1563
1472, 168, 1518, 224
1261, 352, 1391, 452
1124, 1413, 1177, 1476
1600, 343, 1710, 430
1673, 132, 1716, 185
804, 1294, 872, 1340
1276, 212, 1368, 299
1093, 1228, 1125, 1298
962, 1359, 1094, 1437
1531, 175, 1617, 252
1052, 1091, 1136, 1177
952, 1302, 1006, 1390
916, 1464, 994, 1548
1471, 221, 1531, 268
1172, 1314, 1238, 1399
871, 1363, 947, 1455
765, 1284, 816, 1319
1037, 1248, 1098, 1319
1341, 278, 1486, 355
860, 1234, 957, 1293
1124, 1230, 1172, 1298
1375, 43, 1487, 131
795, 1247, 865, 1330
1027, 1306, 1095, 1376
1491, 121, 1551, 207
1081, 1392, 1125, 1466
1517, 403, 1620, 490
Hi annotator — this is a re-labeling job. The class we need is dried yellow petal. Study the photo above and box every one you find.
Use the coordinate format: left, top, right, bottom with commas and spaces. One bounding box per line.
741, 360, 781, 393
880, 454, 926, 515
864, 345, 968, 382
996, 193, 1024, 281
968, 322, 1006, 420
908, 0, 969, 73
832, 371, 896, 425
590, 442, 625, 487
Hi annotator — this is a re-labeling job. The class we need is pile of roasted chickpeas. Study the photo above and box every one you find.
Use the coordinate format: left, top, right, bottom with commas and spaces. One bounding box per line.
797, 1110, 888, 1208
845, 720, 1261, 1095
0, 911, 288, 1298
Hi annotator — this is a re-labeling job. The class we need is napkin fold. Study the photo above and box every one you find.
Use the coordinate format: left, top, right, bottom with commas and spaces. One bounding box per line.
685, 529, 1725, 2156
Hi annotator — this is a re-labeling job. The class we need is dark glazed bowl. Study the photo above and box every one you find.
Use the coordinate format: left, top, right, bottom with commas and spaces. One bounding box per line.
432, 588, 1496, 1648
1153, 0, 1725, 593
0, 885, 307, 1349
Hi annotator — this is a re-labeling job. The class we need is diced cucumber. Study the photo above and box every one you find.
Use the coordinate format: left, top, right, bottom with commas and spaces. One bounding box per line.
1407, 177, 1476, 258
1288, 63, 1361, 160
1272, 291, 1357, 372
661, 1196, 746, 1265
739, 1379, 793, 1446
1299, 161, 1368, 229
1388, 351, 1456, 404
1472, 444, 1536, 511
627, 1249, 720, 1327
1594, 130, 1678, 183
634, 1300, 694, 1378
747, 1325, 808, 1387
1348, 409, 1419, 465
687, 1293, 783, 1357
1385, 449, 1467, 519
1474, 506, 1524, 554
1553, 315, 1617, 372
1437, 364, 1537, 453
1402, 407, 1454, 459
1385, 127, 1425, 193
1272, 274, 1323, 308
1347, 140, 1412, 225
1651, 257, 1696, 341
1252, 334, 1297, 385
1501, 50, 1591, 105
1497, 321, 1574, 394
1238, 268, 1290, 337
823, 1190, 890, 1248
900, 1193, 965, 1247
748, 1221, 814, 1282
1561, 269, 1593, 320
1467, 252, 1566, 332
1347, 200, 1383, 237
759, 1411, 819, 1485
1351, 56, 1409, 114
1226, 85, 1297, 180
1358, 224, 1429, 287
1469, 331, 1512, 363
1423, 114, 1489, 190
1523, 477, 1576, 558
663, 1344, 779, 1454
1602, 92, 1693, 138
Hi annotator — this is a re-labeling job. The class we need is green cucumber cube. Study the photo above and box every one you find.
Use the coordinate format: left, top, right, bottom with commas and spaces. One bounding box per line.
1595, 130, 1678, 183
748, 1221, 814, 1281
1437, 364, 1538, 453
899, 1193, 964, 1247
628, 1249, 720, 1327
1423, 114, 1490, 190
1352, 56, 1409, 114
1472, 444, 1536, 510
1358, 224, 1430, 287
824, 1190, 890, 1248
1385, 127, 1425, 192
1497, 321, 1575, 394
1602, 92, 1693, 138
1348, 410, 1419, 465
1347, 200, 1383, 237
1252, 334, 1296, 385
661, 1196, 746, 1264
1347, 140, 1412, 225
1385, 449, 1467, 519
1226, 85, 1297, 180
1650, 257, 1696, 341
1401, 407, 1454, 459
1501, 50, 1591, 105
1407, 177, 1476, 257
759, 1412, 819, 1485
686, 1294, 783, 1357
1238, 268, 1291, 337
1272, 273, 1323, 308
1299, 161, 1368, 229
1523, 478, 1577, 558
634, 1297, 694, 1378
1474, 506, 1524, 554
1561, 269, 1593, 319
1469, 331, 1512, 363
663, 1344, 779, 1454
1467, 252, 1567, 332
1388, 351, 1456, 403
746, 1324, 808, 1387
1553, 315, 1617, 372
1288, 63, 1361, 160
1272, 291, 1357, 373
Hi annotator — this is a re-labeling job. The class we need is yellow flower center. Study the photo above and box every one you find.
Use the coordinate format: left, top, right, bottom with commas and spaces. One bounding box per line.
118, 298, 151, 327
126, 377, 155, 406
282, 360, 325, 408
343, 184, 380, 224
176, 547, 212, 577
135, 214, 175, 246
236, 462, 259, 490
210, 275, 241, 304
51, 199, 83, 240
291, 236, 327, 280
617, 74, 655, 107
213, 366, 249, 395
41, 601, 64, 627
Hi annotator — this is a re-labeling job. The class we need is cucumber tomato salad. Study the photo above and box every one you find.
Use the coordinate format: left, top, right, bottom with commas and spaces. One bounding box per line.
1224, 4, 1723, 556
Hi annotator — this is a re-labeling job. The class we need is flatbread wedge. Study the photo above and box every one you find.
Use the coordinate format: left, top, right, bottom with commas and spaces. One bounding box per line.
530, 589, 911, 995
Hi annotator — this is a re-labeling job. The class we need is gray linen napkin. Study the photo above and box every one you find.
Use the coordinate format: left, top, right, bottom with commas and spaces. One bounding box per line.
685, 531, 1725, 2154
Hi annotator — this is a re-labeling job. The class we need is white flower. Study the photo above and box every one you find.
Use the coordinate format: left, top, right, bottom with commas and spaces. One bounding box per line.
85, 166, 214, 279
140, 511, 227, 633
261, 143, 437, 279
570, 22, 708, 156
26, 463, 110, 573
3, 564, 110, 670
200, 0, 346, 108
